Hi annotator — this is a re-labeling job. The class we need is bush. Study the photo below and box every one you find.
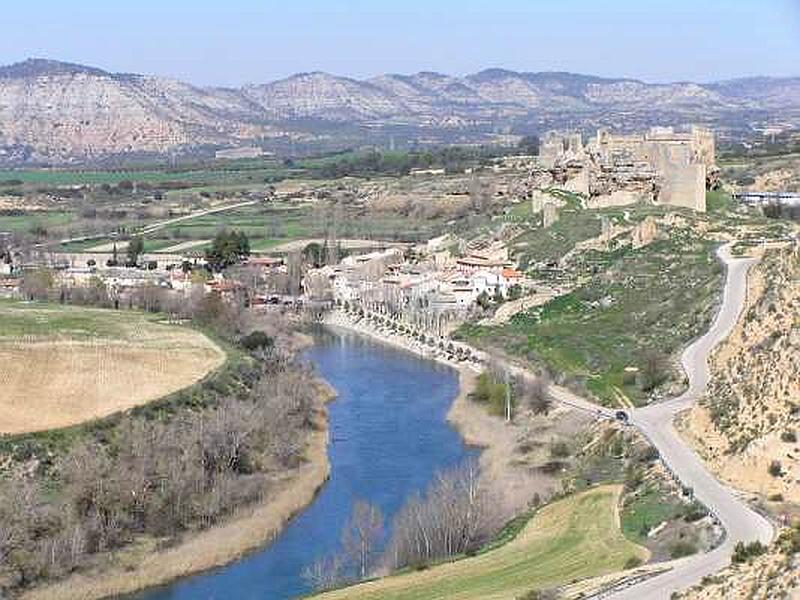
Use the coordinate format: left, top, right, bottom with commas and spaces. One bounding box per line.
768, 460, 783, 478
778, 524, 800, 554
780, 430, 797, 443
732, 541, 767, 563
516, 589, 558, 600
683, 501, 709, 522
624, 556, 644, 569
240, 331, 274, 352
550, 441, 570, 458
636, 445, 660, 464
669, 541, 698, 559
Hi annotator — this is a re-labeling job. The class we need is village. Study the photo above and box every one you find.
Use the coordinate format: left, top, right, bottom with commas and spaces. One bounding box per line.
0, 125, 722, 315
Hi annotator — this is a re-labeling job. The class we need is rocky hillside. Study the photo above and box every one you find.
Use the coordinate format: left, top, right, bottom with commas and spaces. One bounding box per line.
0, 60, 278, 163
680, 245, 800, 504
679, 524, 800, 600
1, 59, 799, 163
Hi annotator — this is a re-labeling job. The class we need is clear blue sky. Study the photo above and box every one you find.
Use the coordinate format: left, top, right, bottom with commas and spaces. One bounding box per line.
2, 0, 798, 86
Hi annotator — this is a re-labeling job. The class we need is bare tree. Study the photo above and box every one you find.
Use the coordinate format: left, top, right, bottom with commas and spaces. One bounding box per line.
517, 374, 552, 415
302, 554, 345, 592
384, 459, 499, 571
640, 349, 668, 392
468, 175, 493, 214
342, 500, 384, 579
286, 251, 304, 295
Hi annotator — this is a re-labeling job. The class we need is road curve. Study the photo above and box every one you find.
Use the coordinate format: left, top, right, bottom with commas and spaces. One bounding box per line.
607, 245, 774, 599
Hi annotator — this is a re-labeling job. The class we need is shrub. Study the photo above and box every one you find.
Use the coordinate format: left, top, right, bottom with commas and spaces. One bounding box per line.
516, 589, 558, 600
732, 541, 767, 563
780, 430, 797, 443
669, 541, 698, 559
778, 524, 800, 554
683, 501, 709, 522
768, 460, 783, 478
637, 445, 660, 464
624, 556, 644, 569
550, 441, 570, 458
239, 331, 274, 352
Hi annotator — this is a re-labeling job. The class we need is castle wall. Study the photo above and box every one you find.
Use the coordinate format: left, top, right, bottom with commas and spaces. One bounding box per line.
658, 163, 707, 212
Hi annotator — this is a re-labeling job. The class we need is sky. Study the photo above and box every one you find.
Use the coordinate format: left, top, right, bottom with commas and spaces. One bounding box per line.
1, 0, 799, 86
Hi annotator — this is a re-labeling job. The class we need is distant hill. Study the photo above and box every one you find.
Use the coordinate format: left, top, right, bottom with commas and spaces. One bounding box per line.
0, 58, 798, 164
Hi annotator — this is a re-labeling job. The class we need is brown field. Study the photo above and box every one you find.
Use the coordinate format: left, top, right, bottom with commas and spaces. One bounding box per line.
0, 305, 225, 434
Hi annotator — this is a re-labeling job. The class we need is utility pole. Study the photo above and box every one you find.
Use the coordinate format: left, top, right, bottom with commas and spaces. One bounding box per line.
505, 369, 512, 423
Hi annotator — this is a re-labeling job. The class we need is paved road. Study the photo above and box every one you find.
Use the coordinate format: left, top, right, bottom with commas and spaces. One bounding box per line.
605, 245, 774, 599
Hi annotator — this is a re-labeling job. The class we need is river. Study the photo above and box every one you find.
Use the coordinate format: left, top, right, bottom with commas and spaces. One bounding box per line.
133, 327, 476, 600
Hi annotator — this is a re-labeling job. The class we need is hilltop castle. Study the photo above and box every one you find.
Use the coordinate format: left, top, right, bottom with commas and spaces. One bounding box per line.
534, 126, 716, 212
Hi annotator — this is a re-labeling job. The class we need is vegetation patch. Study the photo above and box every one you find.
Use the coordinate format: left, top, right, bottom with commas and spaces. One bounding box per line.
314, 485, 646, 600
460, 229, 723, 406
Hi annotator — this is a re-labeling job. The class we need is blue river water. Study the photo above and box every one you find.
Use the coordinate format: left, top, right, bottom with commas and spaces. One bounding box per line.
133, 328, 475, 600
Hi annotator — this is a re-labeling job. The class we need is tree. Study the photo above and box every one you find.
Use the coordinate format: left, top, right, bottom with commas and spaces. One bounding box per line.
476, 291, 491, 310
286, 251, 304, 296
303, 242, 324, 267
240, 331, 274, 353
518, 135, 540, 156
205, 230, 251, 272
385, 460, 496, 570
468, 176, 493, 214
302, 555, 345, 592
471, 370, 514, 418
518, 374, 552, 415
20, 268, 53, 301
126, 236, 144, 266
341, 500, 384, 579
640, 350, 668, 392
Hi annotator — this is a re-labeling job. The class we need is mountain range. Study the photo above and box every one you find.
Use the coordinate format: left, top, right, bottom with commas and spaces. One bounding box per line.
0, 58, 798, 165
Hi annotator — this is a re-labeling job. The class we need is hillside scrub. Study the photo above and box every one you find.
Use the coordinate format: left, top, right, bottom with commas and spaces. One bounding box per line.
0, 301, 322, 595
460, 231, 723, 406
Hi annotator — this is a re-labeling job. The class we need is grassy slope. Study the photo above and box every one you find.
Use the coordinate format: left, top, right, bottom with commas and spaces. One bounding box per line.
0, 212, 73, 233
315, 485, 646, 600
461, 223, 723, 406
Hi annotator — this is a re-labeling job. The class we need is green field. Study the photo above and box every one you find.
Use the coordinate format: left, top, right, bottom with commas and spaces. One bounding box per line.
0, 163, 287, 187
59, 200, 448, 256
621, 484, 688, 544
0, 211, 73, 233
0, 299, 145, 339
316, 485, 646, 600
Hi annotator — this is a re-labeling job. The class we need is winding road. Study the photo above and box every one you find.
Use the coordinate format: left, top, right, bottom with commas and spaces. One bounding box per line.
605, 244, 774, 599
322, 242, 774, 598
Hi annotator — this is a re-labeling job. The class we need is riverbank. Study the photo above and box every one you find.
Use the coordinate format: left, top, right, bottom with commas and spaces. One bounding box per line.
21, 378, 337, 600
322, 309, 483, 373
323, 309, 580, 517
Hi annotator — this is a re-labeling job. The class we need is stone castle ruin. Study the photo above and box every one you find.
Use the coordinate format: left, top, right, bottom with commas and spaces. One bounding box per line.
532, 126, 716, 212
